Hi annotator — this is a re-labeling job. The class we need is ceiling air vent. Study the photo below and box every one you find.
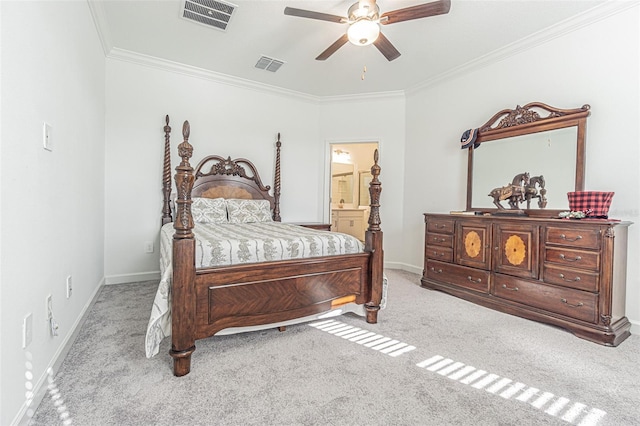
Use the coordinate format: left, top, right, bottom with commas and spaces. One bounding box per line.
255, 56, 285, 73
180, 0, 237, 31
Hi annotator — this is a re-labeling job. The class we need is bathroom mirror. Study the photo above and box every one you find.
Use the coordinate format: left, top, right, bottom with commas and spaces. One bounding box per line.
331, 172, 353, 204
466, 102, 590, 216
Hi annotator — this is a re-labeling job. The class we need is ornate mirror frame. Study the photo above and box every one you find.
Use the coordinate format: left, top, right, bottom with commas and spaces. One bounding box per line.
466, 102, 591, 217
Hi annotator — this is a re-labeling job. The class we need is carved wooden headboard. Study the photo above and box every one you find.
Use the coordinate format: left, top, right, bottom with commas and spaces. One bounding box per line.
161, 115, 282, 225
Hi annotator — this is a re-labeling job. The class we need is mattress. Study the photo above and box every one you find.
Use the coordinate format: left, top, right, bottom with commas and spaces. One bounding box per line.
184, 221, 363, 268
145, 222, 368, 358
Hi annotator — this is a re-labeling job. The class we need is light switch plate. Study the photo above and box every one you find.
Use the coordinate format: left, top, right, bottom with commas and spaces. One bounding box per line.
66, 275, 73, 298
43, 122, 52, 151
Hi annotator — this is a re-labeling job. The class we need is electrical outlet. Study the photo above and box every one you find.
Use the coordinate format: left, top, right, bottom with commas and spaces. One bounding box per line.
66, 275, 73, 299
144, 241, 154, 253
46, 295, 52, 319
45, 295, 59, 337
23, 313, 33, 348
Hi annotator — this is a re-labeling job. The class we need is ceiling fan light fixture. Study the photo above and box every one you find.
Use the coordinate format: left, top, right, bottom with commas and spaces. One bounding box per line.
347, 19, 380, 46
285, 0, 451, 61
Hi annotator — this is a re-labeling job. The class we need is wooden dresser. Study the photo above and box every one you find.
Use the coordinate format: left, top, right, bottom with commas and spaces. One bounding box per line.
422, 213, 631, 346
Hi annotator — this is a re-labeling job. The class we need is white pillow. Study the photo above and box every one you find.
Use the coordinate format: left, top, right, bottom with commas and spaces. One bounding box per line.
191, 197, 228, 223
226, 199, 273, 224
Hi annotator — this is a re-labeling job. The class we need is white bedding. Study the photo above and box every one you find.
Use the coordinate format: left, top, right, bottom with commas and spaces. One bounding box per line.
145, 222, 386, 358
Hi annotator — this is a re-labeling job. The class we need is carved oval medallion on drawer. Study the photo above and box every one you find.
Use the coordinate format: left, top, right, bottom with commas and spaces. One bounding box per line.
427, 219, 454, 234
544, 247, 599, 271
426, 260, 490, 293
426, 233, 454, 248
543, 264, 599, 292
426, 245, 454, 262
493, 275, 598, 323
546, 227, 601, 249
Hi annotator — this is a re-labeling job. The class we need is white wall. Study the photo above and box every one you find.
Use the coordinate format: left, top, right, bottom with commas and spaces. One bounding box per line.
103, 58, 409, 278
320, 94, 406, 267
402, 5, 640, 325
104, 59, 321, 281
0, 1, 106, 424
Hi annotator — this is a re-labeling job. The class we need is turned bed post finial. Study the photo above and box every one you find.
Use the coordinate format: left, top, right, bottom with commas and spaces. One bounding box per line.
367, 149, 382, 232
161, 115, 173, 225
174, 121, 195, 238
170, 119, 196, 377
273, 133, 282, 222
365, 149, 383, 324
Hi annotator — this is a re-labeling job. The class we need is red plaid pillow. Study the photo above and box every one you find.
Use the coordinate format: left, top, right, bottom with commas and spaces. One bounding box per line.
567, 191, 614, 218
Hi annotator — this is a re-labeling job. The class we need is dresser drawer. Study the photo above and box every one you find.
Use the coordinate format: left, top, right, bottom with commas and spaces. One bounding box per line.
425, 245, 454, 262
427, 219, 455, 234
426, 232, 454, 248
544, 247, 599, 271
335, 210, 365, 219
425, 260, 489, 293
493, 275, 597, 323
546, 226, 601, 249
543, 264, 599, 292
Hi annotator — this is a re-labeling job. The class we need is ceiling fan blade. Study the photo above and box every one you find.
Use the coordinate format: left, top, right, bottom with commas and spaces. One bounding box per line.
381, 0, 451, 25
284, 7, 346, 23
373, 32, 401, 61
316, 34, 349, 61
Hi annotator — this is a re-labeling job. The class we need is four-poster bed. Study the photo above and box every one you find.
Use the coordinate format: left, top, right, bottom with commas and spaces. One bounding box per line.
146, 116, 385, 376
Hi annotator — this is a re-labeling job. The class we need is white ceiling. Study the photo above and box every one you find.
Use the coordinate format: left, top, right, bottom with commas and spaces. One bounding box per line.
93, 0, 608, 98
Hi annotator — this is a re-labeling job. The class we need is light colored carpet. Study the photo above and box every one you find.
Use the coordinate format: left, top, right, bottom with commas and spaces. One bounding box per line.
30, 269, 640, 425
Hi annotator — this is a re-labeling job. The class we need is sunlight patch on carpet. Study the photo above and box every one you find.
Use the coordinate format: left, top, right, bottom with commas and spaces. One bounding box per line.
308, 320, 416, 357
416, 355, 606, 425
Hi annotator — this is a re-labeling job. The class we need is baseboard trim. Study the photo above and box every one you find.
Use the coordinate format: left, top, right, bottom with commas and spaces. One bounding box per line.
105, 271, 160, 285
13, 277, 105, 426
385, 261, 423, 276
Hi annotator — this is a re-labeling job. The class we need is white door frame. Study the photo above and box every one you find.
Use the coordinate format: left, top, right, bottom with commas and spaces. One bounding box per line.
323, 138, 381, 225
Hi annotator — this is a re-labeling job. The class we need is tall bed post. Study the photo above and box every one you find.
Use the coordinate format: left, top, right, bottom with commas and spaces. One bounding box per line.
273, 133, 282, 222
161, 115, 173, 225
169, 121, 197, 377
365, 149, 383, 323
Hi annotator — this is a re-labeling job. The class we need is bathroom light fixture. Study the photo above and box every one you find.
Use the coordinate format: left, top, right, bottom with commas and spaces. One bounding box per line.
333, 149, 352, 164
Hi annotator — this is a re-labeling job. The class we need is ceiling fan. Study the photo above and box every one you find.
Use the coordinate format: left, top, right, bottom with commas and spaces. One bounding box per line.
284, 0, 451, 62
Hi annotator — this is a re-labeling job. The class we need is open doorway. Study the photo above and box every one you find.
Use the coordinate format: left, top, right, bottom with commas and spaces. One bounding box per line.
329, 142, 379, 241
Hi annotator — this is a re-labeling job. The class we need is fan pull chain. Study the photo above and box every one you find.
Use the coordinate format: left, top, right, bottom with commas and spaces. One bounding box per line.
361, 65, 367, 80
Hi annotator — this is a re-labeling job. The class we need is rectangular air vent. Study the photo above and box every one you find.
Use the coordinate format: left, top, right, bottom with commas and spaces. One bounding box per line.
255, 56, 285, 73
181, 0, 237, 31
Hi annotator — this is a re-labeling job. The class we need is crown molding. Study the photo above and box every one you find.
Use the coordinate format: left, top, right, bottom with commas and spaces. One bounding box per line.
86, 1, 320, 103
88, 0, 634, 103
86, 1, 403, 104
106, 47, 407, 104
86, 0, 113, 55
406, 1, 638, 95
318, 90, 406, 104
107, 48, 322, 103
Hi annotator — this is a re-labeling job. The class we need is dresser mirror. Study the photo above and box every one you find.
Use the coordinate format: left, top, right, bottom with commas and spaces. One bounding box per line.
466, 102, 590, 216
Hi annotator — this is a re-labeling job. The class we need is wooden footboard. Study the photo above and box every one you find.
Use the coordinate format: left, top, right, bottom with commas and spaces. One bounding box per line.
195, 254, 371, 338
164, 117, 383, 376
